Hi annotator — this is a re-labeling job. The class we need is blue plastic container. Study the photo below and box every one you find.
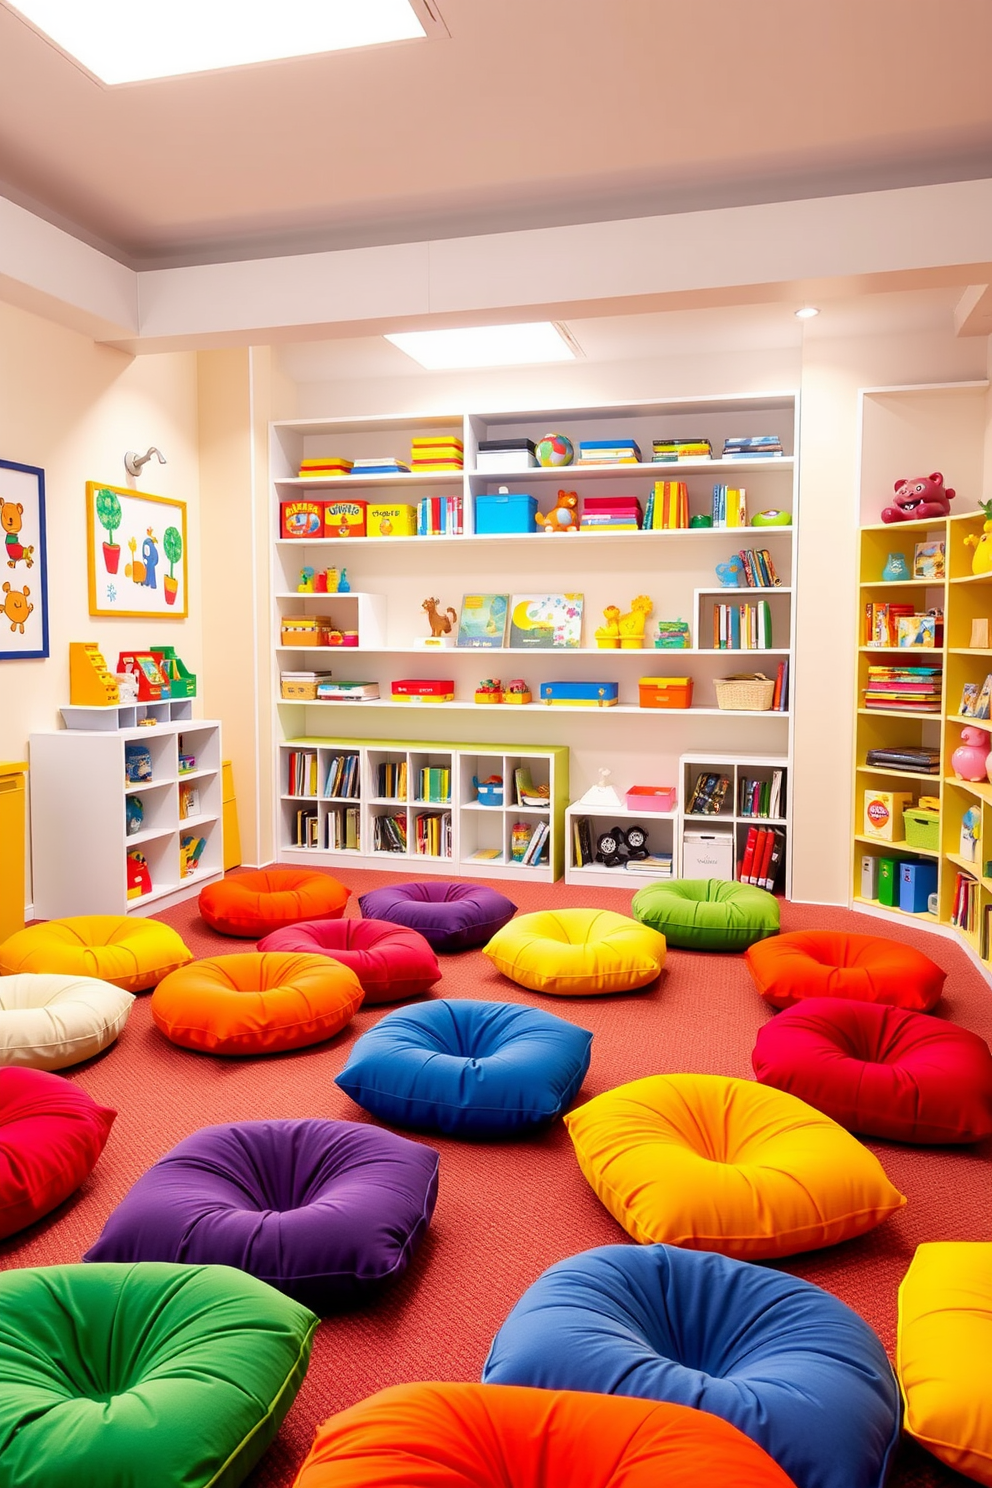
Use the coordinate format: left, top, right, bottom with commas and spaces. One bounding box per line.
475, 493, 538, 534
899, 860, 938, 913
539, 681, 619, 707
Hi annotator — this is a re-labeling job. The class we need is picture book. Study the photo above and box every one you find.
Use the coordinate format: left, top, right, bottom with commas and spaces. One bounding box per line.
897, 614, 937, 647
514, 765, 550, 806
457, 593, 509, 648
914, 541, 946, 579
508, 593, 583, 649
960, 682, 979, 718
974, 674, 992, 720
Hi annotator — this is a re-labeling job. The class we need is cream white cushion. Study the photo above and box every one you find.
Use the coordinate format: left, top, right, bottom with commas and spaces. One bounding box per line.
0, 974, 134, 1069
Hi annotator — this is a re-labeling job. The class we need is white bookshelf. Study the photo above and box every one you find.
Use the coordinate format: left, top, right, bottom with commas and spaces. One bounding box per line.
680, 751, 789, 891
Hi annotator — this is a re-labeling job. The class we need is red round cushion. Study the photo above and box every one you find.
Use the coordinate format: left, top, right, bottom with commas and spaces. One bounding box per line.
753, 996, 992, 1143
745, 930, 945, 1011
198, 869, 350, 938
257, 918, 440, 1004
0, 1066, 116, 1239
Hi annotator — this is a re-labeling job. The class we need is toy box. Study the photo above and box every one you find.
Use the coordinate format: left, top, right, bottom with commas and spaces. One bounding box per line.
280, 615, 336, 646
474, 492, 538, 534
626, 785, 677, 813
900, 860, 938, 913
324, 499, 367, 538
368, 503, 417, 537
539, 681, 618, 707
903, 805, 940, 851
638, 677, 693, 709
392, 679, 455, 701
863, 789, 913, 841
280, 499, 324, 539
682, 829, 734, 881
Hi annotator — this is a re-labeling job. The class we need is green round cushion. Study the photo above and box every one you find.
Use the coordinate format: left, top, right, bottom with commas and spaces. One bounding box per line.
0, 1262, 318, 1488
632, 879, 779, 952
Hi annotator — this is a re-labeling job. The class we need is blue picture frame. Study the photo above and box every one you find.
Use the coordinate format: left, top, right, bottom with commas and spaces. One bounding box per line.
0, 457, 48, 661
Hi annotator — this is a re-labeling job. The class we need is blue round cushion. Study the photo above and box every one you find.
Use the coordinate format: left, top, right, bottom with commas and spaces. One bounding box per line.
335, 999, 592, 1137
483, 1243, 900, 1488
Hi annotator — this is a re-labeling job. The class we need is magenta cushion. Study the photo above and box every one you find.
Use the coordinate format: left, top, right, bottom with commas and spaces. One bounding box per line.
257, 918, 440, 1004
358, 882, 516, 953
752, 996, 992, 1144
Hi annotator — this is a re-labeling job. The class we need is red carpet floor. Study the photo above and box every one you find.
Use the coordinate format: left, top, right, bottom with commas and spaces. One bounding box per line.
4, 868, 990, 1488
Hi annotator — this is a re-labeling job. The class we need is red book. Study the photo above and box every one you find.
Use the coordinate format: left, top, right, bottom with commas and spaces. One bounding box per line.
772, 662, 785, 710
755, 828, 776, 889
739, 825, 759, 883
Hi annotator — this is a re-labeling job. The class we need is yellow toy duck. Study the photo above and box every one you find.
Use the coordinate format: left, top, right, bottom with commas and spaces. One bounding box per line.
964, 501, 992, 575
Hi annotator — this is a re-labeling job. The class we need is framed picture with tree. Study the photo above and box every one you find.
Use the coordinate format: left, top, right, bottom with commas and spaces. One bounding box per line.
86, 482, 188, 618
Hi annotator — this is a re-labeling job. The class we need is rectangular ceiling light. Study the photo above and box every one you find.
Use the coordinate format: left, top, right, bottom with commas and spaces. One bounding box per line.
385, 322, 577, 370
7, 0, 429, 84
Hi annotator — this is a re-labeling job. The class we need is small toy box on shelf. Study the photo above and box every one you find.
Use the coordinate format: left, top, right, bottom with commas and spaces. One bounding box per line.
473, 775, 504, 806
475, 490, 539, 534
392, 679, 455, 703
626, 785, 678, 813
475, 678, 503, 704
540, 681, 618, 707
639, 677, 694, 709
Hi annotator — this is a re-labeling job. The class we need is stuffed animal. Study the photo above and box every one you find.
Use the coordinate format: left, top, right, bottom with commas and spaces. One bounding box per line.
619, 595, 653, 642
536, 490, 580, 533
881, 472, 955, 524
964, 499, 992, 574
715, 556, 745, 587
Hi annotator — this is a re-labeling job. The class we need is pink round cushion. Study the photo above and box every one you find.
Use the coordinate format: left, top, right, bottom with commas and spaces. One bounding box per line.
0, 1066, 116, 1239
745, 930, 946, 1012
753, 996, 992, 1144
198, 869, 350, 938
257, 919, 441, 1004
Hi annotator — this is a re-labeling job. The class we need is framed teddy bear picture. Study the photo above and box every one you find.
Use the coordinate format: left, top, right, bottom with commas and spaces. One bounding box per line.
0, 456, 48, 661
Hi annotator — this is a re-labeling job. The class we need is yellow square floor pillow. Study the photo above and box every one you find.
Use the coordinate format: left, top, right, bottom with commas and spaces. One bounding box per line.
483, 908, 665, 995
632, 879, 779, 952
0, 916, 191, 993
565, 1072, 905, 1259
0, 974, 133, 1069
897, 1241, 992, 1485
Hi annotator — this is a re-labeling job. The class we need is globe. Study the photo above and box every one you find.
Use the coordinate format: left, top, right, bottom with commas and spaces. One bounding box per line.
535, 432, 574, 467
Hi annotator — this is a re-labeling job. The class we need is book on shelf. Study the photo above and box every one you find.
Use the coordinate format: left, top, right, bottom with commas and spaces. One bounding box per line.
687, 772, 731, 814
521, 819, 550, 865
952, 871, 979, 932
414, 810, 451, 858
287, 750, 318, 796
712, 599, 772, 649
294, 805, 319, 847
863, 665, 942, 713
324, 754, 360, 799
624, 853, 674, 875
711, 485, 747, 527
515, 765, 550, 806
864, 602, 915, 646
316, 681, 380, 701
327, 805, 360, 851
864, 747, 940, 773
572, 816, 594, 867
417, 494, 464, 535
373, 812, 408, 852
417, 766, 450, 804
576, 440, 642, 464
737, 549, 781, 587
351, 457, 410, 474
377, 760, 408, 800
722, 436, 783, 458
738, 769, 784, 819
650, 481, 689, 529
468, 847, 503, 862
740, 825, 785, 888
457, 594, 509, 648
508, 593, 583, 649
772, 659, 789, 711
178, 782, 200, 820
652, 438, 713, 462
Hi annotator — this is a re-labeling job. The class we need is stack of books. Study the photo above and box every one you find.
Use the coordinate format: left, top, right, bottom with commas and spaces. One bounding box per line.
373, 813, 408, 852
686, 772, 731, 814
645, 481, 689, 529
740, 825, 786, 887
652, 438, 713, 462
865, 746, 940, 774
476, 438, 538, 473
327, 806, 360, 851
864, 602, 915, 646
417, 766, 450, 803
863, 665, 942, 712
712, 599, 773, 649
738, 549, 780, 586
624, 852, 674, 876
577, 439, 642, 465
739, 769, 784, 818
579, 495, 642, 532
293, 805, 319, 846
520, 819, 551, 864
287, 750, 318, 796
417, 494, 464, 535
315, 680, 380, 701
377, 760, 407, 799
952, 871, 978, 932
298, 457, 353, 478
411, 436, 463, 472
722, 436, 783, 459
351, 456, 411, 475
324, 755, 360, 799
414, 811, 451, 857
712, 485, 748, 527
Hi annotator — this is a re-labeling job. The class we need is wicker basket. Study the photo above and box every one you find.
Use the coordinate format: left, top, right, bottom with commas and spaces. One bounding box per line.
714, 672, 776, 711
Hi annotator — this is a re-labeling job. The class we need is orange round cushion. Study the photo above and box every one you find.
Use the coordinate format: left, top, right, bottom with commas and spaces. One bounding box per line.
745, 930, 946, 1011
151, 952, 363, 1055
293, 1381, 796, 1487
198, 870, 350, 938
0, 915, 191, 993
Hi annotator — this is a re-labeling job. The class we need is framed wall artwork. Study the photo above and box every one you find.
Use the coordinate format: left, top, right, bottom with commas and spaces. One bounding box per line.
0, 456, 49, 661
86, 482, 188, 618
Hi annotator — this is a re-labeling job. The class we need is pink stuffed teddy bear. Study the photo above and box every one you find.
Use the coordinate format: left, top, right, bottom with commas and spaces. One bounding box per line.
881, 472, 955, 523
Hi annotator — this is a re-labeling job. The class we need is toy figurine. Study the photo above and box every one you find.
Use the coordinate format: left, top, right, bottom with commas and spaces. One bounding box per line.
882, 552, 911, 581
952, 725, 991, 781
337, 568, 350, 593
881, 472, 955, 523
422, 597, 457, 637
125, 796, 143, 835
595, 605, 621, 648
503, 678, 532, 704
535, 490, 580, 533
472, 774, 504, 805
619, 595, 653, 647
964, 500, 992, 575
297, 566, 315, 593
961, 804, 981, 861
715, 556, 745, 587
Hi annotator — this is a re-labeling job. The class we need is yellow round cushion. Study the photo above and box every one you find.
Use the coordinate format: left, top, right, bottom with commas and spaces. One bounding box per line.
897, 1241, 992, 1485
564, 1072, 905, 1259
0, 917, 192, 994
483, 909, 665, 996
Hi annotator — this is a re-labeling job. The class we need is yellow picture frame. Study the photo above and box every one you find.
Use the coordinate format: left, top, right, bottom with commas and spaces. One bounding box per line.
86, 481, 188, 619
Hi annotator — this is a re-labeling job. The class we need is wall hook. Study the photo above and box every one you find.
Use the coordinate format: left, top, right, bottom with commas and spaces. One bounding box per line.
124, 446, 167, 477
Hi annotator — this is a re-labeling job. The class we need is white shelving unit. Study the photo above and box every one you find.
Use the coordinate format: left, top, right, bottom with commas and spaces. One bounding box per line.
564, 802, 678, 889
680, 751, 789, 889
29, 719, 224, 916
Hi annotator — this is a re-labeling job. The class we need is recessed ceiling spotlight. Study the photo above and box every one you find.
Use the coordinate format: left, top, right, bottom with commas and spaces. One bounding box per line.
794, 306, 820, 320
385, 322, 577, 370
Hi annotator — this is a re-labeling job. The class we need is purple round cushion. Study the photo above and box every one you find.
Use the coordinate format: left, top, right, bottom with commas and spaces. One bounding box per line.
83, 1118, 439, 1313
359, 881, 516, 952
257, 918, 441, 1004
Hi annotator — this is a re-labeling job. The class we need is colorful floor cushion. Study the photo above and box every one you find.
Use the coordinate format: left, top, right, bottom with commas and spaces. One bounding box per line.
358, 881, 516, 953
336, 999, 592, 1137
0, 972, 134, 1069
292, 1381, 796, 1487
258, 917, 440, 1003
199, 868, 350, 938
631, 879, 779, 951
564, 1072, 905, 1258
753, 996, 992, 1143
897, 1241, 992, 1485
0, 1066, 115, 1240
483, 1242, 901, 1488
483, 908, 666, 995
151, 951, 363, 1055
745, 929, 946, 1011
85, 1118, 439, 1313
0, 1262, 317, 1488
0, 915, 191, 993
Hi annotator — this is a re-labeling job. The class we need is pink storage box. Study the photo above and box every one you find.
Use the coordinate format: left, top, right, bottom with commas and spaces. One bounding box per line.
626, 785, 677, 813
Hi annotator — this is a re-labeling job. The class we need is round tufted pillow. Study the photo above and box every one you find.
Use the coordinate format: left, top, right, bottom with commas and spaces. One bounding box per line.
0, 973, 134, 1069
151, 951, 363, 1055
753, 996, 992, 1143
199, 868, 350, 938
336, 998, 592, 1137
482, 908, 665, 995
0, 915, 191, 992
0, 1262, 317, 1488
0, 1066, 116, 1239
564, 1072, 905, 1259
483, 1242, 901, 1488
632, 879, 779, 951
358, 881, 516, 953
85, 1118, 439, 1313
292, 1381, 797, 1488
745, 930, 946, 1011
258, 917, 440, 1004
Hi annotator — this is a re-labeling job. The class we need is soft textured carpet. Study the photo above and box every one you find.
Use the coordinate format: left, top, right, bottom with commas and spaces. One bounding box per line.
3, 867, 989, 1488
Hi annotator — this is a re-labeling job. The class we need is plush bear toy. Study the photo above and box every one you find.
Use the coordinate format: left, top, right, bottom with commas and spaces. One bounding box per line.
881, 472, 955, 523
536, 489, 580, 533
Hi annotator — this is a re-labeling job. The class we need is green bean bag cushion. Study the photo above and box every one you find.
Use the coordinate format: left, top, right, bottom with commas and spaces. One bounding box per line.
0, 1262, 318, 1488
632, 879, 779, 952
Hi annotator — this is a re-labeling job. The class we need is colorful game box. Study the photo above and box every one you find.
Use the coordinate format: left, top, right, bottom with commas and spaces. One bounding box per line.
280, 499, 324, 539
324, 499, 367, 537
368, 503, 417, 537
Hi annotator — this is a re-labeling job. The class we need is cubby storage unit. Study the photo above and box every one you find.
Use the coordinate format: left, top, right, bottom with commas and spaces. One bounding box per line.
681, 752, 788, 888
564, 802, 677, 889
278, 737, 568, 881
29, 720, 223, 917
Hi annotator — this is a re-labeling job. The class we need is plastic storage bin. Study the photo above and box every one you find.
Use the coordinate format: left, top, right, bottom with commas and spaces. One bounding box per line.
682, 829, 735, 881
638, 677, 694, 709
903, 805, 940, 851
626, 785, 677, 813
474, 493, 538, 534
899, 860, 938, 913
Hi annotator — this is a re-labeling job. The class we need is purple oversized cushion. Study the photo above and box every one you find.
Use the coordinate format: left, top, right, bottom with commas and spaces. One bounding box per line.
359, 881, 516, 952
258, 918, 440, 1004
84, 1118, 439, 1313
